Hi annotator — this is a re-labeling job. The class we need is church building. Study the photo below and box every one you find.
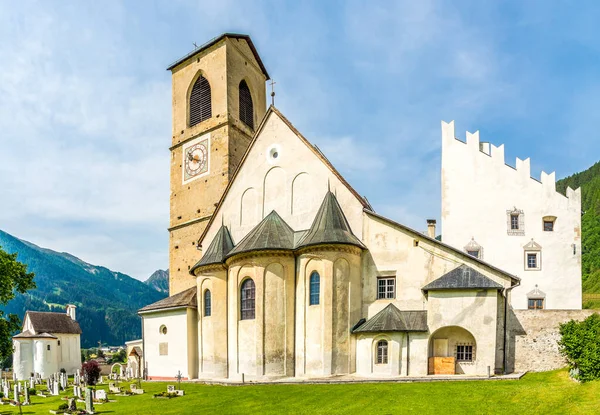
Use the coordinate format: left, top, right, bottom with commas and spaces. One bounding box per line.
138, 33, 581, 381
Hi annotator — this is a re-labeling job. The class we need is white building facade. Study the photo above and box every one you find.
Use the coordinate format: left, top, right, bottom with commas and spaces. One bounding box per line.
441, 121, 582, 310
12, 305, 82, 380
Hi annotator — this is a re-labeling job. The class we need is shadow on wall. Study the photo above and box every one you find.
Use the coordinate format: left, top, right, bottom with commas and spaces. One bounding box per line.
506, 307, 526, 374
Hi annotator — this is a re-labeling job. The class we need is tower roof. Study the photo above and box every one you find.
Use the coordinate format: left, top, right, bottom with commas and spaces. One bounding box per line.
297, 191, 365, 249
226, 210, 294, 258
190, 225, 234, 274
422, 264, 504, 292
166, 33, 270, 79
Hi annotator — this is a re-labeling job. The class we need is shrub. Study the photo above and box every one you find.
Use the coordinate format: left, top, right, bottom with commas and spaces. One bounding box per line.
28, 388, 36, 396
58, 402, 69, 410
82, 360, 101, 386
558, 313, 600, 382
0, 392, 3, 398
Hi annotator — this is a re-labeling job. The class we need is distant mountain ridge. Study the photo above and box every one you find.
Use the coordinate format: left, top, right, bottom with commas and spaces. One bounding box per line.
556, 160, 600, 297
145, 269, 169, 294
0, 230, 167, 347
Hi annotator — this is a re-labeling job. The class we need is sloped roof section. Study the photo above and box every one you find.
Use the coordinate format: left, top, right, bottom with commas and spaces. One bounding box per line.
226, 210, 295, 258
422, 265, 504, 292
297, 191, 366, 250
138, 286, 197, 313
190, 225, 234, 274
167, 33, 269, 79
25, 311, 82, 335
353, 304, 428, 333
13, 330, 57, 339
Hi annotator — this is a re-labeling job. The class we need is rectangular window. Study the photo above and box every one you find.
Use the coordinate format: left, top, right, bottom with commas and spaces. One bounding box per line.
528, 299, 544, 309
527, 253, 538, 269
510, 214, 519, 230
467, 250, 480, 259
377, 277, 395, 300
456, 345, 473, 362
544, 221, 554, 232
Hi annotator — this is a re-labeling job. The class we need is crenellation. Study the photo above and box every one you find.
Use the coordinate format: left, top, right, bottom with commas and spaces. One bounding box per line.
465, 130, 480, 150
515, 157, 531, 179
540, 171, 556, 192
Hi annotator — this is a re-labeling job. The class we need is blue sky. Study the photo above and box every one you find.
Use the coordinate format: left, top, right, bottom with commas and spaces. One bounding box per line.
1, 1, 599, 280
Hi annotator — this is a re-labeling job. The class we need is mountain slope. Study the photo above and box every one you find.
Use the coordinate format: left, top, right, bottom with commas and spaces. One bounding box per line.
0, 230, 166, 347
145, 269, 169, 294
556, 161, 600, 295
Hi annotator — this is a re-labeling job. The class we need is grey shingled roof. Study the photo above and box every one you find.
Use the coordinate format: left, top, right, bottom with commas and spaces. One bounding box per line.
25, 311, 82, 335
190, 225, 234, 274
138, 286, 197, 313
297, 191, 365, 249
13, 330, 57, 339
353, 304, 428, 333
226, 210, 295, 258
422, 264, 504, 292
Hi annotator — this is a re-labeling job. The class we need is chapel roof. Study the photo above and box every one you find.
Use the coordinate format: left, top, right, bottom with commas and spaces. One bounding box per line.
138, 286, 197, 314
190, 225, 234, 274
166, 33, 270, 79
352, 304, 428, 333
422, 264, 504, 292
24, 311, 82, 335
297, 191, 366, 250
226, 210, 295, 259
129, 346, 143, 358
13, 330, 58, 340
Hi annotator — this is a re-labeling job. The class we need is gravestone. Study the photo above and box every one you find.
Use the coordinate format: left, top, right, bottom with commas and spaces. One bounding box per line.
85, 387, 94, 414
61, 373, 67, 389
3, 382, 8, 399
167, 385, 175, 393
76, 385, 83, 399
69, 397, 77, 411
96, 389, 107, 401
29, 377, 34, 389
52, 379, 59, 395
13, 384, 18, 402
24, 385, 30, 405
17, 382, 22, 393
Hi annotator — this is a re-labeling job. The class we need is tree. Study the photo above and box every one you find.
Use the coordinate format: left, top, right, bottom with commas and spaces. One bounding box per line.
108, 349, 127, 364
558, 313, 600, 382
81, 361, 101, 386
0, 247, 35, 363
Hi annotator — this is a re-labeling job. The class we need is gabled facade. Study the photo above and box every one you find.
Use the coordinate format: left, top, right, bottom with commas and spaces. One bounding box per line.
12, 305, 82, 380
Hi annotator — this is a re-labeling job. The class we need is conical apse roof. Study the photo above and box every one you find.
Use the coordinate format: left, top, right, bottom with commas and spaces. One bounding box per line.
190, 225, 234, 274
297, 191, 365, 249
226, 210, 295, 258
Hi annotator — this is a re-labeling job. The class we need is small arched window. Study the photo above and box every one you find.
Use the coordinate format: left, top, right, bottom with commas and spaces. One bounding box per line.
240, 279, 256, 320
204, 290, 212, 317
309, 272, 320, 305
239, 80, 254, 129
189, 75, 212, 126
376, 340, 388, 364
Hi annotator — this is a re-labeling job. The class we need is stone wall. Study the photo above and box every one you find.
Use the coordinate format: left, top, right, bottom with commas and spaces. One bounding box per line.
509, 309, 598, 373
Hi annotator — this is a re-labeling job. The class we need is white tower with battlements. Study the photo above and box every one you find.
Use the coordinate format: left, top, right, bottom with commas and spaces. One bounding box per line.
440, 121, 582, 310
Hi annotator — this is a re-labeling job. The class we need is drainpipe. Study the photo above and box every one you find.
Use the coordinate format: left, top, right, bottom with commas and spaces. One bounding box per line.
141, 315, 146, 380
406, 332, 410, 376
503, 279, 520, 375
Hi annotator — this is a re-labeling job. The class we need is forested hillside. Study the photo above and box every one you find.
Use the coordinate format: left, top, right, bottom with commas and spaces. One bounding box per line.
556, 161, 600, 296
0, 230, 166, 347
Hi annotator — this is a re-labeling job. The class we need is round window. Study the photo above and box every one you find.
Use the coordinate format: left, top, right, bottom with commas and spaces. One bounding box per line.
160, 325, 167, 335
266, 145, 281, 163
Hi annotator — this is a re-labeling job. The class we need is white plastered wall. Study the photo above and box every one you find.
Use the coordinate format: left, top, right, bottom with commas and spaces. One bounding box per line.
440, 121, 582, 309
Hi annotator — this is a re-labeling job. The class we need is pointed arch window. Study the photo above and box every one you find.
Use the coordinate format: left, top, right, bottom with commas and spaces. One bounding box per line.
189, 75, 212, 126
204, 289, 212, 317
309, 272, 320, 305
240, 278, 256, 320
239, 80, 254, 129
376, 340, 388, 364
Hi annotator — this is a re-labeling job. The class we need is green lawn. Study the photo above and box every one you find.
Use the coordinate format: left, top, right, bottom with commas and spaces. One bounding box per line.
4, 369, 600, 414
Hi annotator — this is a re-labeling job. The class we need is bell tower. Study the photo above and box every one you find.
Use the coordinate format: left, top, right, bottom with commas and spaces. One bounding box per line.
168, 34, 269, 294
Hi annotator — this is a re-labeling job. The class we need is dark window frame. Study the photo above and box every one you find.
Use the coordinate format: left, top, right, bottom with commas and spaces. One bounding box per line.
377, 277, 396, 300
240, 278, 256, 320
309, 272, 320, 306
528, 298, 544, 309
456, 345, 473, 362
189, 75, 212, 126
376, 340, 388, 364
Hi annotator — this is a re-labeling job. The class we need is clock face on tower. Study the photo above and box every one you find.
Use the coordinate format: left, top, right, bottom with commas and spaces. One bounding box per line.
182, 135, 210, 183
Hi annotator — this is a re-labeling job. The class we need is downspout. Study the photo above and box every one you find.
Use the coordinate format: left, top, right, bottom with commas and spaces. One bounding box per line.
503, 279, 520, 375
406, 332, 410, 376
141, 315, 146, 380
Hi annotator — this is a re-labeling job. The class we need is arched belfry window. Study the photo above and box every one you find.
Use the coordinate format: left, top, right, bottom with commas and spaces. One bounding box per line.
189, 75, 212, 126
204, 289, 211, 317
309, 272, 320, 305
239, 80, 254, 129
240, 278, 256, 320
